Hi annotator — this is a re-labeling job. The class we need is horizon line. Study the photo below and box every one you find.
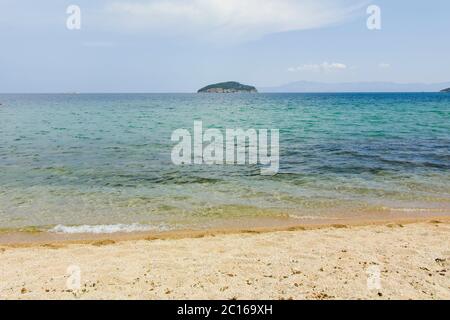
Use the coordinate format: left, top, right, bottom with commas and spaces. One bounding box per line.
0, 91, 447, 95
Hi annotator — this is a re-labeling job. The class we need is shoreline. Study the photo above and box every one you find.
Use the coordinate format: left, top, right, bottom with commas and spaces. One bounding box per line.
0, 218, 448, 299
1, 215, 449, 247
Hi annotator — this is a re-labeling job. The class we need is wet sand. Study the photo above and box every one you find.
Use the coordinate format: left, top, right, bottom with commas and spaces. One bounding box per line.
0, 218, 449, 300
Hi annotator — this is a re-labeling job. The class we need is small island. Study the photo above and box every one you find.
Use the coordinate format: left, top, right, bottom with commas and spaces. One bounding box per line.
440, 88, 450, 93
198, 81, 258, 93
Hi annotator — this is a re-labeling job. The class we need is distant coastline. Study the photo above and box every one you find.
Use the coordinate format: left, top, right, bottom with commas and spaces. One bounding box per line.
3, 81, 450, 95
259, 81, 450, 93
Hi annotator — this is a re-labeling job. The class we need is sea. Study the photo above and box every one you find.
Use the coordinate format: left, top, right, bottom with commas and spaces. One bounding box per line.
0, 93, 449, 234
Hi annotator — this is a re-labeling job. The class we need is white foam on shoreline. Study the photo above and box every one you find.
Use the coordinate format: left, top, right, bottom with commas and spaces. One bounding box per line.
381, 207, 446, 213
49, 223, 167, 234
288, 214, 340, 220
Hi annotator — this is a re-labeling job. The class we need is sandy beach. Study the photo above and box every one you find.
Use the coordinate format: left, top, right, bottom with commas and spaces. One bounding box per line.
0, 218, 449, 300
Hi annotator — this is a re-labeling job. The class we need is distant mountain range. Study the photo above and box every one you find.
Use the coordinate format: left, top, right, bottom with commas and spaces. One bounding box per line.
259, 81, 450, 93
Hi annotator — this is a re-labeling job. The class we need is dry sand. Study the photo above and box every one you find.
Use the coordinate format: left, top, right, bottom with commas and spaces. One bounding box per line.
0, 219, 449, 300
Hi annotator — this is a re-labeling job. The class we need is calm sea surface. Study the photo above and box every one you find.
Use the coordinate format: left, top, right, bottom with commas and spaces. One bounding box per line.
0, 93, 449, 233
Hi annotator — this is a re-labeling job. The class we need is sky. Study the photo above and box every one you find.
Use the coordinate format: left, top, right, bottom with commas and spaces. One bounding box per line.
0, 0, 449, 92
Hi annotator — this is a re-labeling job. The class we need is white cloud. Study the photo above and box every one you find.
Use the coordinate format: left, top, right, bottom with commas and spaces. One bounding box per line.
288, 62, 348, 72
378, 62, 391, 69
104, 0, 367, 42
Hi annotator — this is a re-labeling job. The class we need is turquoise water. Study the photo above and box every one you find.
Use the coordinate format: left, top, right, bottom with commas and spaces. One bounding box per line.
0, 93, 449, 232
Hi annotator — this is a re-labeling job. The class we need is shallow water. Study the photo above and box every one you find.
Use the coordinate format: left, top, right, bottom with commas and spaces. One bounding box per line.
0, 93, 449, 233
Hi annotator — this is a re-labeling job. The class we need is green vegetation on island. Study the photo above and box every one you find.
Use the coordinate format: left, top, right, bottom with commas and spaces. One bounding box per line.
440, 88, 450, 92
198, 81, 258, 93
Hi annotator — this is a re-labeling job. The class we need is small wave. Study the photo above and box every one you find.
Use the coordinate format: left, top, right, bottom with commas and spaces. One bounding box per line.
288, 214, 340, 220
49, 223, 167, 234
381, 207, 446, 213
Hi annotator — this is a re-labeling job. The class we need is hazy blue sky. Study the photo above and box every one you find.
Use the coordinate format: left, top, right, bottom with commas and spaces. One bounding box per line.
1, 0, 449, 92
